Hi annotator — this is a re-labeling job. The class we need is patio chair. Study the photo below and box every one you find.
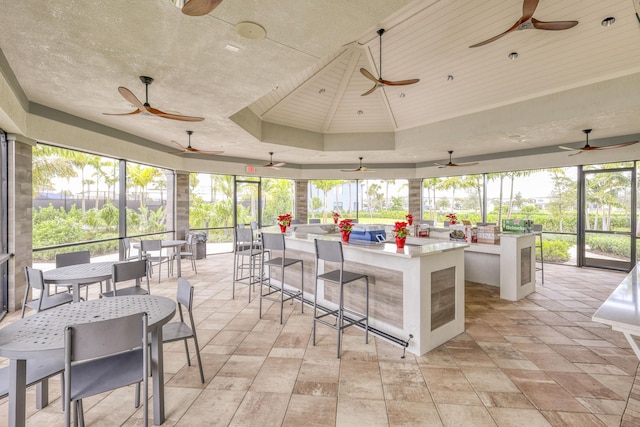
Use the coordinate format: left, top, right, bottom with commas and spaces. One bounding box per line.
122, 237, 140, 261
140, 240, 172, 282
101, 259, 150, 297
260, 233, 304, 324
173, 234, 197, 274
22, 267, 74, 318
64, 312, 148, 427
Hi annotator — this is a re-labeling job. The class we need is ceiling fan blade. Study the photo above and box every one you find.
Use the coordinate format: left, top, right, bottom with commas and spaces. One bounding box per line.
361, 84, 379, 96
194, 149, 224, 155
103, 109, 142, 116
380, 78, 420, 86
456, 162, 479, 167
156, 112, 205, 122
568, 150, 583, 157
181, 0, 223, 16
360, 68, 379, 83
592, 141, 638, 150
522, 0, 540, 21
558, 145, 577, 151
117, 87, 146, 111
531, 18, 578, 31
171, 140, 187, 151
272, 162, 286, 167
468, 26, 518, 48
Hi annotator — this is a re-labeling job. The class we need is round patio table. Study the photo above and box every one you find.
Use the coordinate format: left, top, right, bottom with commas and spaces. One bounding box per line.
43, 261, 117, 302
0, 295, 176, 427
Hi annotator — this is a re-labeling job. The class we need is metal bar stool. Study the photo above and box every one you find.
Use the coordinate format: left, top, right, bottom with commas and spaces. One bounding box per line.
313, 239, 369, 358
233, 227, 263, 302
260, 232, 304, 324
533, 224, 544, 284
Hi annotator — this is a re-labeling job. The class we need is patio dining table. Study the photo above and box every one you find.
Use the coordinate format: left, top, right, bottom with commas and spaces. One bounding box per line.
42, 260, 117, 303
0, 295, 176, 427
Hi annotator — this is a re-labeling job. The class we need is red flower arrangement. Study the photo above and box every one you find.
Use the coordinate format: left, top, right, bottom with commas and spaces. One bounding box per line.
332, 211, 341, 224
338, 219, 353, 233
445, 213, 457, 224
392, 221, 410, 238
277, 213, 292, 227
406, 213, 413, 225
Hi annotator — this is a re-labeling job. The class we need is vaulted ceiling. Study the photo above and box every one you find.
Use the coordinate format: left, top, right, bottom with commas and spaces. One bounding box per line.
1, 0, 640, 174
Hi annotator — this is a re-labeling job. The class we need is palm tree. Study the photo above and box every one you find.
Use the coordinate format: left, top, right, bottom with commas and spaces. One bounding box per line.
32, 145, 76, 196
312, 180, 343, 222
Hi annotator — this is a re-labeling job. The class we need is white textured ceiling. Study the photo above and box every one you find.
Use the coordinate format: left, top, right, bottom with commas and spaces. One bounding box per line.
1, 0, 640, 170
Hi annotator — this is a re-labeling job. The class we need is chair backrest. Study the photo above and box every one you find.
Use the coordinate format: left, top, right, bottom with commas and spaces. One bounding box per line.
56, 250, 91, 268
64, 312, 148, 425
261, 233, 285, 251
24, 266, 45, 291
315, 239, 344, 263
250, 221, 258, 230
140, 239, 161, 252
533, 224, 543, 232
291, 219, 302, 225
309, 219, 321, 224
235, 227, 254, 246
65, 312, 147, 361
177, 278, 194, 312
112, 259, 148, 283
123, 237, 131, 250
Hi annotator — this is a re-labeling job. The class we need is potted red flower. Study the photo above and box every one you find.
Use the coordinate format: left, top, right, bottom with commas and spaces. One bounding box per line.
332, 211, 341, 224
445, 212, 457, 225
406, 213, 413, 226
277, 213, 292, 233
392, 221, 410, 249
338, 219, 353, 242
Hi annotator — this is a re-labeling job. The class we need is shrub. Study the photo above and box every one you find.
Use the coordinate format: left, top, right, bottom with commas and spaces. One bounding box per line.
540, 240, 571, 263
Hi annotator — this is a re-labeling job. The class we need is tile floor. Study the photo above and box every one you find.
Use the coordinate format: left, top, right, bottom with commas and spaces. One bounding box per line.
0, 254, 638, 426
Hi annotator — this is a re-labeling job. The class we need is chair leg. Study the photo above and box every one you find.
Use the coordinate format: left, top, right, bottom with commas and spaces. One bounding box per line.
183, 339, 192, 366
365, 277, 369, 344
21, 283, 30, 318
135, 382, 141, 408
337, 284, 344, 358
191, 333, 205, 383
279, 265, 285, 324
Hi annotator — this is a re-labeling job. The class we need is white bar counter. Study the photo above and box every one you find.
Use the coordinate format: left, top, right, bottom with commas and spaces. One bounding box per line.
593, 265, 640, 360
408, 232, 536, 301
268, 225, 468, 356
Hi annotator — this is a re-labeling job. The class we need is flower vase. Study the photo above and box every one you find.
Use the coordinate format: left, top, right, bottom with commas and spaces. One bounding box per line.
407, 219, 413, 226
279, 225, 287, 233
333, 218, 338, 224
341, 231, 350, 242
395, 237, 406, 249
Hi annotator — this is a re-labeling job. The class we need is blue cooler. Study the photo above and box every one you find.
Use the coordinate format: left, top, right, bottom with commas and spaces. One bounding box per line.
350, 224, 387, 243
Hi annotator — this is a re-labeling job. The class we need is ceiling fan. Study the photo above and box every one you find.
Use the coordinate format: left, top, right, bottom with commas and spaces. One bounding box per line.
171, 130, 223, 155
341, 157, 375, 172
103, 76, 204, 122
259, 152, 286, 169
469, 0, 578, 48
172, 0, 223, 16
434, 151, 479, 168
360, 28, 420, 96
559, 129, 638, 156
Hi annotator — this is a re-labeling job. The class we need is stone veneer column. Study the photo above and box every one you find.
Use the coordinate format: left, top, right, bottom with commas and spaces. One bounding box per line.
172, 171, 190, 240
8, 134, 35, 312
408, 178, 422, 221
295, 179, 308, 224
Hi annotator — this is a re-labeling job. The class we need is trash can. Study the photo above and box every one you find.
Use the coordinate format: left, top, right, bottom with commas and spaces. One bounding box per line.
190, 232, 207, 259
